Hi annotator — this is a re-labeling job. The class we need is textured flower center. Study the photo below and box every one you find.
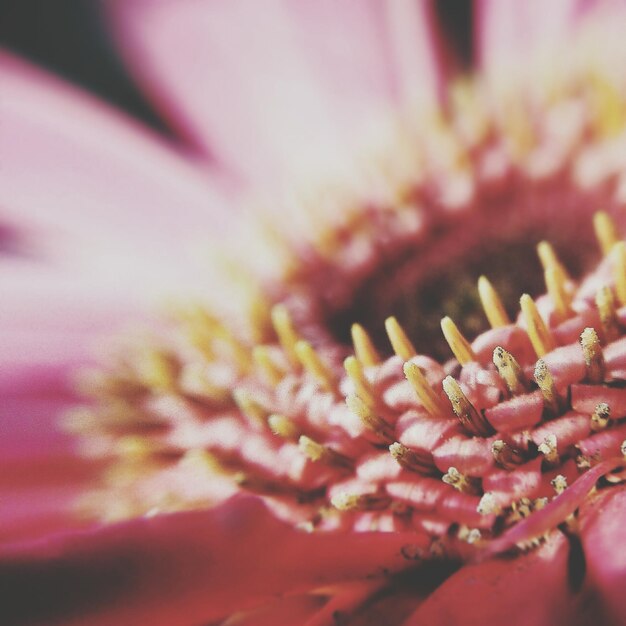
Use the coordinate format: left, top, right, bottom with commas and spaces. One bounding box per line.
69, 70, 626, 567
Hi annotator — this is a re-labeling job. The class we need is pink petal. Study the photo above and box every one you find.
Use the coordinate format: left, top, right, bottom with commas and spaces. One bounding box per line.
485, 391, 544, 432
0, 51, 232, 297
105, 0, 443, 189
0, 495, 425, 626
580, 486, 626, 624
404, 532, 586, 626
476, 0, 581, 83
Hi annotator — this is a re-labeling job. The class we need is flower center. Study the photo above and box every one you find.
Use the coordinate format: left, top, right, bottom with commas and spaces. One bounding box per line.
69, 71, 626, 564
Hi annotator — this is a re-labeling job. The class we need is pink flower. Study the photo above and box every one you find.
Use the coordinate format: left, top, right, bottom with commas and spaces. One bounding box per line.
6, 1, 626, 625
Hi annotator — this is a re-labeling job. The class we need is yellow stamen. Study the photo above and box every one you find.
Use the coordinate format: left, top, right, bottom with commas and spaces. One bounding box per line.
134, 349, 178, 392
351, 323, 381, 366
537, 241, 570, 281
580, 327, 605, 384
491, 440, 525, 469
295, 340, 336, 393
384, 316, 416, 361
520, 294, 555, 357
591, 402, 610, 432
213, 325, 251, 374
232, 388, 267, 426
252, 346, 285, 386
389, 442, 433, 474
594, 211, 619, 255
478, 276, 510, 328
596, 285, 620, 342
440, 316, 476, 365
267, 414, 299, 439
403, 361, 447, 416
442, 376, 492, 436
611, 242, 626, 306
492, 346, 526, 395
298, 435, 354, 470
534, 359, 560, 413
331, 492, 391, 512
346, 394, 395, 443
178, 363, 230, 403
442, 467, 480, 494
344, 356, 375, 407
271, 304, 301, 368
545, 266, 573, 321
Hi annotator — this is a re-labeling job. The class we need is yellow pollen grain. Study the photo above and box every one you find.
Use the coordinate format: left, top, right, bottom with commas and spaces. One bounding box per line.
298, 435, 354, 470
344, 356, 375, 408
596, 285, 620, 342
580, 327, 605, 384
403, 361, 447, 416
351, 323, 381, 367
551, 474, 568, 495
442, 467, 473, 493
295, 340, 336, 393
611, 242, 626, 306
384, 316, 416, 361
346, 393, 395, 443
252, 345, 285, 386
594, 211, 619, 255
492, 346, 526, 395
440, 316, 476, 365
591, 402, 610, 432
520, 294, 556, 357
477, 276, 510, 328
538, 434, 559, 464
271, 304, 301, 368
534, 359, 560, 414
545, 266, 573, 322
267, 414, 299, 440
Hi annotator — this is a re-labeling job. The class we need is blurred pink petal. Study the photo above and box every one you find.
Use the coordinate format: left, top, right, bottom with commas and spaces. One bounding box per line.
0, 495, 425, 626
0, 51, 233, 296
105, 0, 444, 188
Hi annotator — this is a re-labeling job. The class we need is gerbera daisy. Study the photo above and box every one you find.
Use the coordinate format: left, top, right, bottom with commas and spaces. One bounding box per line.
5, 1, 626, 625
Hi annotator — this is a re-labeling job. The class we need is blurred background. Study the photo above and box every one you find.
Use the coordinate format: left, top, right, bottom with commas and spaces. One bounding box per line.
0, 0, 472, 134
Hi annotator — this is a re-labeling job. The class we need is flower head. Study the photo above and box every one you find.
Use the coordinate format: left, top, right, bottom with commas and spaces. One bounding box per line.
7, 1, 626, 625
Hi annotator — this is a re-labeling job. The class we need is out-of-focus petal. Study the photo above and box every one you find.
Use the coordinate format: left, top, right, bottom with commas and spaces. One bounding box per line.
0, 495, 427, 626
403, 533, 590, 626
0, 51, 234, 299
580, 486, 626, 625
475, 0, 582, 87
104, 0, 444, 189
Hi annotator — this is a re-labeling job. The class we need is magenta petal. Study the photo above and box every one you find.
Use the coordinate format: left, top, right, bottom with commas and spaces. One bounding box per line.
403, 533, 585, 626
0, 495, 425, 626
580, 486, 626, 625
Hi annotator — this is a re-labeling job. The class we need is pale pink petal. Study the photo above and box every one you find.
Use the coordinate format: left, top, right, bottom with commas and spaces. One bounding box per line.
476, 0, 582, 84
0, 51, 234, 298
105, 0, 443, 189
